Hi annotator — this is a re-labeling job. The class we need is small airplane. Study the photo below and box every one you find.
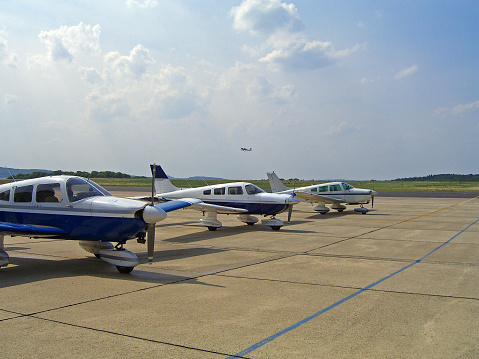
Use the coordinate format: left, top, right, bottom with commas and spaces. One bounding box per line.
241, 148, 252, 151
0, 168, 198, 273
267, 171, 377, 214
130, 165, 299, 231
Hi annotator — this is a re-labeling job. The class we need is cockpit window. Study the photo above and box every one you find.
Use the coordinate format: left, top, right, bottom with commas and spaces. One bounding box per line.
66, 178, 111, 202
342, 183, 354, 190
245, 184, 264, 195
0, 189, 9, 201
14, 185, 33, 203
36, 183, 63, 203
318, 185, 328, 192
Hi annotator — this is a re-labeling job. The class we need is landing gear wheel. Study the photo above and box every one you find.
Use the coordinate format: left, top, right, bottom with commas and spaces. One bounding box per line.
94, 253, 101, 259
271, 226, 281, 231
246, 222, 255, 226
338, 210, 344, 213
116, 266, 134, 274
208, 226, 217, 231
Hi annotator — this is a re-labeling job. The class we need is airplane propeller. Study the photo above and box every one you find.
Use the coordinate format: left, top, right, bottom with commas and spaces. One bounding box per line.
146, 164, 160, 263
287, 205, 293, 222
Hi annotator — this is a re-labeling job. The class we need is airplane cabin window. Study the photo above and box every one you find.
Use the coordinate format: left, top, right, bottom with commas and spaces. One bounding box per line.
318, 186, 328, 192
342, 183, 354, 190
14, 185, 33, 203
203, 189, 211, 195
214, 187, 225, 195
245, 184, 264, 195
228, 186, 243, 195
311, 187, 317, 192
0, 189, 9, 201
36, 183, 62, 203
329, 184, 342, 192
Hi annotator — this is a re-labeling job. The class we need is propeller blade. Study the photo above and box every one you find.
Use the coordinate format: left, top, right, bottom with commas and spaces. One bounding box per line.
148, 164, 157, 263
147, 223, 155, 263
287, 205, 293, 222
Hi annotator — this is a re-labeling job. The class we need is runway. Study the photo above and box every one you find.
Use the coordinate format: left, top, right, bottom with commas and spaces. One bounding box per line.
1, 193, 478, 358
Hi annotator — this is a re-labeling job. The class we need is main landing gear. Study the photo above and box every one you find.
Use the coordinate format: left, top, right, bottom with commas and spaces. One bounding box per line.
354, 204, 369, 214
79, 240, 139, 273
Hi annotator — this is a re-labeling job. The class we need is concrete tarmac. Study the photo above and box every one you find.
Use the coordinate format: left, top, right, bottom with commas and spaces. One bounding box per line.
1, 192, 478, 358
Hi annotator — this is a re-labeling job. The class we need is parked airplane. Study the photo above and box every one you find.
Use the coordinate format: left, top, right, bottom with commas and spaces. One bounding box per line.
241, 148, 252, 151
0, 173, 198, 273
267, 171, 377, 214
131, 165, 299, 231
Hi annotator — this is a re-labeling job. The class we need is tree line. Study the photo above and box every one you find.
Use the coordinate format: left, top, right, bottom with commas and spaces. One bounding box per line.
11, 170, 133, 180
394, 174, 479, 182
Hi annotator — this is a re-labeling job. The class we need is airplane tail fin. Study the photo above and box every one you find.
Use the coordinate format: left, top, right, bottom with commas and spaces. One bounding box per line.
151, 165, 178, 194
267, 171, 289, 193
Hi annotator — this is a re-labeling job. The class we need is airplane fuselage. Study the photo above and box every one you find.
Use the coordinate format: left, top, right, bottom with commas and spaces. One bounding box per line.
0, 176, 149, 242
159, 182, 292, 216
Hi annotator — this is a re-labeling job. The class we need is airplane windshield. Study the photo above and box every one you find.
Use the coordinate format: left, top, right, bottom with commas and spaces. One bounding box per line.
245, 184, 265, 195
66, 178, 111, 202
341, 183, 354, 190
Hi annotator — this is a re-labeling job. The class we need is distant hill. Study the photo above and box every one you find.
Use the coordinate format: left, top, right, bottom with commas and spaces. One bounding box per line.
394, 174, 479, 182
0, 168, 52, 178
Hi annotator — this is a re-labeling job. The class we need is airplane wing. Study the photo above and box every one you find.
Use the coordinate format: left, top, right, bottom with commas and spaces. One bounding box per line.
294, 191, 343, 204
129, 196, 248, 214
189, 202, 249, 214
154, 198, 201, 212
0, 222, 68, 236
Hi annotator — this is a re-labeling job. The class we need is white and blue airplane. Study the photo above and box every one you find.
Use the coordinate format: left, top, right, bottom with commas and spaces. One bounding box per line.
131, 165, 299, 231
0, 171, 198, 273
267, 171, 377, 214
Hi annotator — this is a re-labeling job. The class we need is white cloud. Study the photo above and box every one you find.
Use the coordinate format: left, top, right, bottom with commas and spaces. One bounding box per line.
105, 44, 155, 78
231, 0, 303, 35
126, 0, 159, 8
0, 30, 18, 67
79, 67, 103, 84
4, 94, 18, 104
259, 39, 363, 71
231, 1, 363, 72
394, 64, 418, 79
37, 23, 101, 63
433, 100, 479, 117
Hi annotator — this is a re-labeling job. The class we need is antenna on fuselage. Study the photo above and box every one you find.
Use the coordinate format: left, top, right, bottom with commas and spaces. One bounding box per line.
5, 166, 16, 182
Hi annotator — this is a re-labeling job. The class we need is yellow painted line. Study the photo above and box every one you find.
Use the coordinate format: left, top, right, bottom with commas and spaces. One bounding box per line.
403, 196, 479, 222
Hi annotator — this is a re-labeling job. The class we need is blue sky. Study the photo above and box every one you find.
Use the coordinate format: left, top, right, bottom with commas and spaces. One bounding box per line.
1, 0, 478, 180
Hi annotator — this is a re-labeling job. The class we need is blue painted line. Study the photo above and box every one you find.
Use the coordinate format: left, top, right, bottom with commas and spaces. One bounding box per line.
228, 218, 479, 358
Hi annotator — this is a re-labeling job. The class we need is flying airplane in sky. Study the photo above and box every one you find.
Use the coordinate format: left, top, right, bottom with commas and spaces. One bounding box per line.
0, 172, 198, 273
131, 165, 299, 231
267, 171, 377, 214
241, 148, 252, 151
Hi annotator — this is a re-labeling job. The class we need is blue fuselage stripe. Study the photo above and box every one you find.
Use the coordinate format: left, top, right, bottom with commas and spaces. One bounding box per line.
228, 217, 479, 358
202, 200, 288, 215
0, 210, 145, 242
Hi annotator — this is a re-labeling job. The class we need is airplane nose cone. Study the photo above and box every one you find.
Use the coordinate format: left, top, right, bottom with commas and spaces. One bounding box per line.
371, 190, 378, 196
143, 205, 167, 224
286, 195, 300, 204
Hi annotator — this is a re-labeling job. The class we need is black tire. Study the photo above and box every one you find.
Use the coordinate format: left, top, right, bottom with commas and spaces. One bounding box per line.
271, 226, 281, 231
208, 227, 217, 231
246, 222, 255, 226
116, 266, 134, 274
